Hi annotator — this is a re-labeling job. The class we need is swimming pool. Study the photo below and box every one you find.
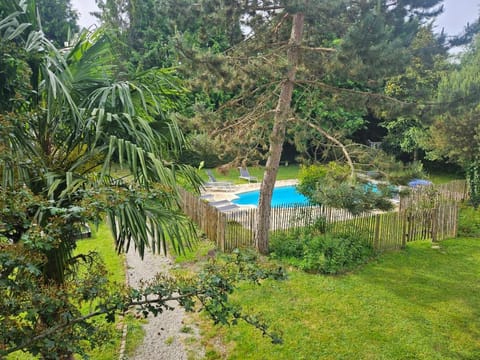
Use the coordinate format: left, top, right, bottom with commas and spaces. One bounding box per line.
232, 183, 397, 207
232, 185, 310, 206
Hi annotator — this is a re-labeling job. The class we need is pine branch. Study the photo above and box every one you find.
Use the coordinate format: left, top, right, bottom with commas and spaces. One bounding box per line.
297, 118, 355, 178
296, 80, 412, 105
301, 46, 336, 53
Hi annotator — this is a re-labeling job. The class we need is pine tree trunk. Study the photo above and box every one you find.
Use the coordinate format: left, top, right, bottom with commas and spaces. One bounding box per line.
255, 12, 305, 254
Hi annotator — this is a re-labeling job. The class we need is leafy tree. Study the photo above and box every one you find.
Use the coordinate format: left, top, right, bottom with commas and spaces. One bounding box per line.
94, 0, 244, 70
426, 36, 480, 203
36, 0, 79, 47
382, 25, 449, 161
0, 1, 199, 357
427, 36, 480, 168
297, 163, 394, 215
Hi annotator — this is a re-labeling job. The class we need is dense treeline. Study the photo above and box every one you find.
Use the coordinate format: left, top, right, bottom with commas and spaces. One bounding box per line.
87, 0, 476, 173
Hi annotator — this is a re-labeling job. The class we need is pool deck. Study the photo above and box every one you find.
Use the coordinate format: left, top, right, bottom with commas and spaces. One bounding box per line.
201, 179, 299, 205
200, 178, 400, 211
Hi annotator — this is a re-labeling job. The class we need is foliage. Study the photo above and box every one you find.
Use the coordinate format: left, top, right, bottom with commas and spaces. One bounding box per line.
161, 0, 448, 165
297, 163, 394, 215
467, 161, 480, 209
0, 220, 114, 358
36, 0, 79, 47
457, 204, 480, 237
297, 162, 350, 198
1, 1, 202, 264
427, 36, 480, 169
179, 132, 233, 168
0, 198, 287, 358
0, 2, 205, 358
270, 229, 375, 275
94, 0, 243, 70
380, 26, 449, 161
269, 229, 308, 261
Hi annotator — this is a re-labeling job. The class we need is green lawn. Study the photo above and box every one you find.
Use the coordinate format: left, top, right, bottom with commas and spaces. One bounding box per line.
200, 238, 480, 359
205, 164, 465, 186
203, 164, 300, 184
75, 224, 145, 360
74, 223, 126, 360
427, 171, 464, 184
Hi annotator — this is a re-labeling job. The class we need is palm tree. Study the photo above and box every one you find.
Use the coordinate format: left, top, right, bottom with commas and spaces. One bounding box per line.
1, 2, 201, 356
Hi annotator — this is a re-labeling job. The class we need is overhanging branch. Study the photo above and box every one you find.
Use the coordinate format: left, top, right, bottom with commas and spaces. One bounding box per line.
296, 80, 413, 106
297, 118, 355, 179
301, 46, 336, 53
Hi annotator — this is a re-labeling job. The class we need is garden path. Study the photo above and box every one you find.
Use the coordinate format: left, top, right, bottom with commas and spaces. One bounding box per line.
126, 247, 203, 359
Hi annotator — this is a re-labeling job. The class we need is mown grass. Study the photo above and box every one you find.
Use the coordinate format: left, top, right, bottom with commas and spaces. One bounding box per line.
203, 164, 300, 184
76, 223, 145, 360
200, 237, 480, 359
74, 223, 126, 360
206, 164, 465, 186
427, 171, 464, 184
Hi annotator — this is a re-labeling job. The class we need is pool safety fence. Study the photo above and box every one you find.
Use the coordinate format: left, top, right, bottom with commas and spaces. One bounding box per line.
179, 182, 464, 253
399, 179, 468, 211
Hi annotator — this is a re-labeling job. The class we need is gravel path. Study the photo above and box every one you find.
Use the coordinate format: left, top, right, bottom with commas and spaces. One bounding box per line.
126, 246, 203, 360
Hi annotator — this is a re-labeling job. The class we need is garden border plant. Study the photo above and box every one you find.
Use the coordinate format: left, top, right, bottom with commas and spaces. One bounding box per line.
269, 224, 376, 275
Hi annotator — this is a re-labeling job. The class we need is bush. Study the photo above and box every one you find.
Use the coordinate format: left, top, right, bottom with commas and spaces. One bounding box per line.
387, 161, 426, 185
297, 162, 350, 200
270, 229, 310, 259
318, 233, 375, 274
269, 230, 375, 274
309, 216, 327, 234
458, 205, 480, 237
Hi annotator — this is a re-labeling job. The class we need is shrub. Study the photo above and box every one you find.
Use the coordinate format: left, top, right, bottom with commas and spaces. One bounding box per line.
297, 162, 350, 200
318, 233, 375, 274
269, 230, 375, 274
309, 216, 327, 234
387, 161, 426, 185
297, 163, 394, 215
270, 229, 309, 259
299, 235, 325, 273
458, 205, 480, 237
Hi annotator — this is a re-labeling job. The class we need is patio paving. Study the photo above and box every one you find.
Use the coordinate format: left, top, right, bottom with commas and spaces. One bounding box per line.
200, 179, 299, 204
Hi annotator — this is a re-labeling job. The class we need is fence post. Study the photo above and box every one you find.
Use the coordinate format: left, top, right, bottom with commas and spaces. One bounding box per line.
374, 214, 380, 249
401, 211, 407, 249
453, 204, 458, 238
431, 207, 438, 247
217, 211, 226, 252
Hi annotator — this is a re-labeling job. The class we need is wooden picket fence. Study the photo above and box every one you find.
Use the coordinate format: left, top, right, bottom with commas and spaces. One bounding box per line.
399, 180, 468, 211
179, 187, 461, 253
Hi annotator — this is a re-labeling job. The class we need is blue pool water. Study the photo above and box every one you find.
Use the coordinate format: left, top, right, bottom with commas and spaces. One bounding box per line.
232, 183, 397, 207
232, 185, 310, 206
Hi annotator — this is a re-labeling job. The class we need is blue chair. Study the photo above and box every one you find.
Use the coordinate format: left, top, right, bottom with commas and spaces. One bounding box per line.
203, 170, 234, 191
238, 167, 258, 182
